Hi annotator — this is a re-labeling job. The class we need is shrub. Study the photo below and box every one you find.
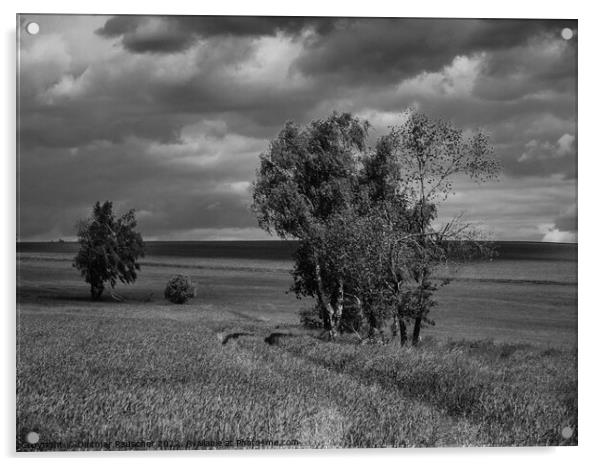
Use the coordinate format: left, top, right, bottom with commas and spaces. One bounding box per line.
299, 304, 366, 334
164, 275, 196, 304
299, 305, 323, 329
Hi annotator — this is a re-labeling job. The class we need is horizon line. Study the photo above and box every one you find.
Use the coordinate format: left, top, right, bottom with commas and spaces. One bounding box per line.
16, 239, 578, 245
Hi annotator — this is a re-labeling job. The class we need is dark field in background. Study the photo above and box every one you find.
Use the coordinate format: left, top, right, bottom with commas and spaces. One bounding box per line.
17, 240, 578, 346
17, 240, 578, 262
16, 241, 578, 449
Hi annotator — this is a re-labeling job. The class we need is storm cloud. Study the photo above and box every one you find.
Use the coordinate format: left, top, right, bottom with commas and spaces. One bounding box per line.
17, 15, 577, 241
96, 15, 338, 53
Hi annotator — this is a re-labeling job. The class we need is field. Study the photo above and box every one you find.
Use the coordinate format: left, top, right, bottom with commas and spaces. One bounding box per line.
16, 241, 578, 450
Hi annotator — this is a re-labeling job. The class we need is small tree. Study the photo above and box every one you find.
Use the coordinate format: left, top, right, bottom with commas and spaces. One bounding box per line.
73, 201, 145, 300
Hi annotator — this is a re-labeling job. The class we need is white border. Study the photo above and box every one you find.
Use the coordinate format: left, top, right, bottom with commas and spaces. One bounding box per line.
3, 1, 600, 465
0, 0, 586, 18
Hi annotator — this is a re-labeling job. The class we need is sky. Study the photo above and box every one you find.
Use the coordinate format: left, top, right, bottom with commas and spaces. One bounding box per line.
17, 15, 577, 242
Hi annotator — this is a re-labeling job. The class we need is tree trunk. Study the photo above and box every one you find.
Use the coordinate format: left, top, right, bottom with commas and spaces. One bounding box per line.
398, 314, 408, 346
366, 307, 386, 343
412, 268, 426, 346
90, 282, 104, 300
332, 278, 344, 333
412, 317, 422, 346
367, 313, 377, 338
324, 304, 336, 339
314, 262, 338, 339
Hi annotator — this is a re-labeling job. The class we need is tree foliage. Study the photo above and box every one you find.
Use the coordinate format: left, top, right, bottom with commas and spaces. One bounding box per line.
374, 110, 501, 344
253, 109, 500, 344
253, 112, 370, 338
73, 201, 145, 300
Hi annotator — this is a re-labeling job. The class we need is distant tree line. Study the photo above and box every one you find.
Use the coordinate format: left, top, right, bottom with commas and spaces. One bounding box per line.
252, 109, 500, 344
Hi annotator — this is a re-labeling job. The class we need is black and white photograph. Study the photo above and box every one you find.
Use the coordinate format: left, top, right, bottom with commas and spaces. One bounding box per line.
15, 12, 578, 451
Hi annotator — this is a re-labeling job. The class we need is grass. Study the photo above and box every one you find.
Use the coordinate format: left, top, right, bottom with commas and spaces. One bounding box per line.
16, 251, 578, 450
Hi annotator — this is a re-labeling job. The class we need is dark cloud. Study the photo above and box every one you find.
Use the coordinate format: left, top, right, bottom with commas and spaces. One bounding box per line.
473, 33, 577, 101
18, 106, 189, 149
293, 18, 576, 86
96, 15, 338, 54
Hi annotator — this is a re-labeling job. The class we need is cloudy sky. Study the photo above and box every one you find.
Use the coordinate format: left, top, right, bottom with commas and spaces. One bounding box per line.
17, 15, 577, 242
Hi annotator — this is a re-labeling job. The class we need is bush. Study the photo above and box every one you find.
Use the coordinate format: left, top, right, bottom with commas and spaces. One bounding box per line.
299, 305, 323, 329
299, 304, 367, 334
164, 275, 196, 304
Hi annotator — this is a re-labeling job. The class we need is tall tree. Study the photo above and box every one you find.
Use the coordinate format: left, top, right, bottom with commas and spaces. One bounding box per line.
252, 112, 370, 338
378, 110, 500, 344
73, 201, 145, 300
